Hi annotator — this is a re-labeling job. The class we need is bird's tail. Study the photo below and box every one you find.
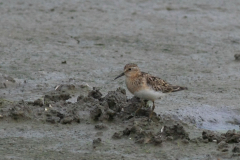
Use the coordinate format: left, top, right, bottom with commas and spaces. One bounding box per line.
171, 86, 188, 92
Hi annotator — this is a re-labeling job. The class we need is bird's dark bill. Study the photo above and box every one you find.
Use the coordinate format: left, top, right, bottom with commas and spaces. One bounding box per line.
114, 72, 124, 80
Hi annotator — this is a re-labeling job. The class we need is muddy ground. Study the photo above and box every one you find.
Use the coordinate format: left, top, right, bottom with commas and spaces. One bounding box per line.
0, 0, 240, 159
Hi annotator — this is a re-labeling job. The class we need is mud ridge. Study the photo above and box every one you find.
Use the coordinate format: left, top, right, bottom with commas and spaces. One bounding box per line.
1, 87, 240, 153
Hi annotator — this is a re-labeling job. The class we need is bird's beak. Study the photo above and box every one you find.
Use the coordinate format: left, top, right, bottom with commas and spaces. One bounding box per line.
114, 72, 124, 80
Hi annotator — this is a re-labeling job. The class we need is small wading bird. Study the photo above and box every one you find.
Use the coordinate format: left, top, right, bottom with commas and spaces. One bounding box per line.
114, 63, 187, 119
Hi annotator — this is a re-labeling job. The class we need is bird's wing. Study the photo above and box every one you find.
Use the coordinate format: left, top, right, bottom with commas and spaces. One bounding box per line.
143, 72, 187, 93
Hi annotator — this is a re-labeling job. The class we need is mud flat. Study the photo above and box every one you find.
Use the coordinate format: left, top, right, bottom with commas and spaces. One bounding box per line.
0, 87, 240, 159
1, 0, 240, 159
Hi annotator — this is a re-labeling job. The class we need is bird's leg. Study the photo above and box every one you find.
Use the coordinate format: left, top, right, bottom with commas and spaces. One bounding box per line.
149, 101, 155, 119
133, 99, 144, 116
144, 100, 148, 108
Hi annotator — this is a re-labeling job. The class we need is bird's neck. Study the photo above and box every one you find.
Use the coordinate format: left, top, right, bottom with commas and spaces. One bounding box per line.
126, 71, 141, 79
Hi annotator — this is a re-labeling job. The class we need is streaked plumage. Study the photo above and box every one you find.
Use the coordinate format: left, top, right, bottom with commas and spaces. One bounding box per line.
114, 63, 187, 119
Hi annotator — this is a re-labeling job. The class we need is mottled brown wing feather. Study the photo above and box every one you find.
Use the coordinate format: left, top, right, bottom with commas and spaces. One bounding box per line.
143, 72, 187, 93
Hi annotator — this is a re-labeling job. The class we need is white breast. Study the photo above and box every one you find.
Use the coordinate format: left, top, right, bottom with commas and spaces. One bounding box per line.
134, 89, 165, 101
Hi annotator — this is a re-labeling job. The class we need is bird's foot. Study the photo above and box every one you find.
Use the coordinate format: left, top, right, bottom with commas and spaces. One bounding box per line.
121, 111, 131, 114
131, 112, 136, 117
147, 117, 153, 122
131, 110, 139, 117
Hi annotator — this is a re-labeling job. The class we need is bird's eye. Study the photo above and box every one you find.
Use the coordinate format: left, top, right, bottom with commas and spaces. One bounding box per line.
128, 68, 132, 71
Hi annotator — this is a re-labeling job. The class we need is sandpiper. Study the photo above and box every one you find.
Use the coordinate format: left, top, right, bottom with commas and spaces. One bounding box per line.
114, 63, 187, 119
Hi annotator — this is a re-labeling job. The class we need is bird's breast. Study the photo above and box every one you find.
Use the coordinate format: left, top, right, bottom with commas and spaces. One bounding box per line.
125, 77, 146, 94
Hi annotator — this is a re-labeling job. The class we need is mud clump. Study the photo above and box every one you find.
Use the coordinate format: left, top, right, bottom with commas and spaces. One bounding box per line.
10, 107, 27, 120
112, 132, 123, 139
133, 130, 163, 145
202, 129, 240, 145
93, 138, 102, 145
92, 138, 102, 149
77, 95, 84, 101
101, 108, 116, 121
138, 132, 162, 145
112, 118, 189, 145
88, 87, 102, 100
217, 141, 228, 152
103, 87, 127, 112
123, 97, 157, 119
234, 54, 240, 60
223, 130, 240, 143
128, 120, 189, 145
4, 75, 16, 83
88, 87, 129, 121
163, 124, 190, 140
44, 101, 81, 124
90, 106, 102, 121
9, 102, 31, 120
43, 84, 76, 105
123, 128, 131, 136
232, 145, 240, 153
33, 99, 44, 106
202, 130, 221, 143
95, 123, 107, 130
134, 131, 154, 144
44, 91, 71, 104
151, 135, 163, 145
232, 145, 240, 157
124, 97, 142, 114
61, 116, 75, 124
87, 87, 158, 121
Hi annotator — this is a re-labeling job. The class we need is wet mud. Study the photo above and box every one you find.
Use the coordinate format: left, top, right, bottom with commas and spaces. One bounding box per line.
1, 87, 240, 159
1, 0, 240, 159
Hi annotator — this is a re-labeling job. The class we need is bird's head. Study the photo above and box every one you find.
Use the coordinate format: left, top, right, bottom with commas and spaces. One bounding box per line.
114, 63, 140, 80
